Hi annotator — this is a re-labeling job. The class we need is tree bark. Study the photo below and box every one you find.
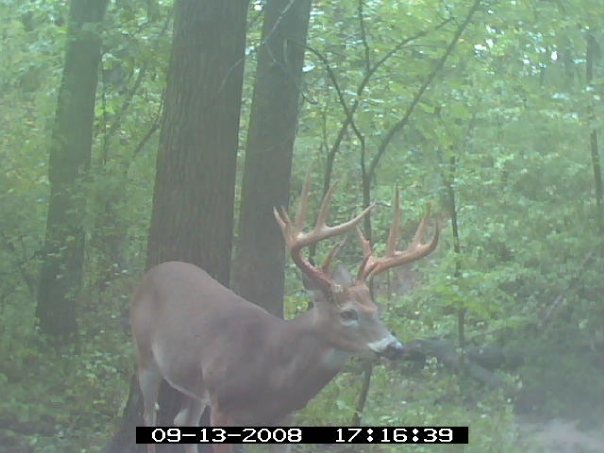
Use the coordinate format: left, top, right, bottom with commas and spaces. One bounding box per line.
146, 0, 248, 282
36, 0, 108, 341
105, 1, 248, 451
233, 0, 312, 317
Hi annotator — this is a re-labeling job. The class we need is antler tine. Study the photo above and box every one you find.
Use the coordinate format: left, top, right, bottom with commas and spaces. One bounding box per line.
422, 214, 440, 251
273, 207, 286, 230
313, 182, 338, 233
321, 238, 347, 273
356, 226, 378, 281
273, 207, 292, 246
407, 205, 440, 255
294, 168, 313, 231
355, 226, 372, 259
315, 202, 374, 241
357, 192, 439, 282
411, 204, 430, 247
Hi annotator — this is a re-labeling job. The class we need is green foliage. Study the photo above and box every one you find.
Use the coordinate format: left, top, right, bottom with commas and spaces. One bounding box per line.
0, 0, 168, 450
0, 323, 131, 452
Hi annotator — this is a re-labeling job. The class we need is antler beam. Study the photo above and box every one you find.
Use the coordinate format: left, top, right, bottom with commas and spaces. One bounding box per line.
274, 173, 373, 291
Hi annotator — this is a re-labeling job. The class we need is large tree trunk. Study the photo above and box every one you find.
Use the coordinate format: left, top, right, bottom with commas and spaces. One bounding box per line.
146, 0, 248, 282
105, 1, 248, 452
232, 0, 312, 316
36, 0, 108, 341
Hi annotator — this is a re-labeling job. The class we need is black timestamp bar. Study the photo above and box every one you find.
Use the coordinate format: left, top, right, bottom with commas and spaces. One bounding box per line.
137, 426, 468, 444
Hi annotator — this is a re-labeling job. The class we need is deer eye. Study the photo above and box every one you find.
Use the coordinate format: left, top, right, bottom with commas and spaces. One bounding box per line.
340, 309, 359, 322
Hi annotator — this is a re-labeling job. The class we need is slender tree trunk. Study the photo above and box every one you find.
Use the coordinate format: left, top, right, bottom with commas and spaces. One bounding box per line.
586, 34, 603, 230
36, 0, 108, 341
233, 0, 312, 316
105, 1, 248, 451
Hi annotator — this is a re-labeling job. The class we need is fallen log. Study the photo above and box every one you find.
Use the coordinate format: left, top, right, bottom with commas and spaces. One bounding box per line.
403, 338, 511, 389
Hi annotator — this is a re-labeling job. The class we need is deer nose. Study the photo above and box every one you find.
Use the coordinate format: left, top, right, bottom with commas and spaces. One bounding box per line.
380, 339, 405, 360
368, 335, 405, 359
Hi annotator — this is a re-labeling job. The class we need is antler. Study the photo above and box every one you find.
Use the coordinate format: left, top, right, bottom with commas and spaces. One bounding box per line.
357, 188, 439, 282
274, 173, 373, 291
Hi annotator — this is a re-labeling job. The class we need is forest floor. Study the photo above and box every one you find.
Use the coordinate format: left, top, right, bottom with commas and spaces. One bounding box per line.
516, 416, 604, 452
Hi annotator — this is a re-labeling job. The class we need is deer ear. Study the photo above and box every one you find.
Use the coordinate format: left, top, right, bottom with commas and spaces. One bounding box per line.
303, 273, 340, 306
332, 265, 353, 286
301, 273, 316, 291
302, 274, 325, 300
304, 266, 352, 305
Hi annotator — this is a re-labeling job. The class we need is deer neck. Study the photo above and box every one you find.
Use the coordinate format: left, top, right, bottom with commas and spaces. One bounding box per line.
261, 309, 350, 403
213, 307, 351, 424
281, 308, 351, 370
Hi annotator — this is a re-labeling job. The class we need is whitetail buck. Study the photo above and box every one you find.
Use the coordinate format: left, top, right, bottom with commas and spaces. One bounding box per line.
131, 177, 439, 453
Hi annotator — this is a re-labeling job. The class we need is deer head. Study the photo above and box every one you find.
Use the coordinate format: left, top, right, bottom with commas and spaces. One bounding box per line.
274, 177, 439, 360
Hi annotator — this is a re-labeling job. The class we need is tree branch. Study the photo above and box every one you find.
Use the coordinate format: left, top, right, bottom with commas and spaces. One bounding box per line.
367, 0, 482, 179
322, 17, 453, 193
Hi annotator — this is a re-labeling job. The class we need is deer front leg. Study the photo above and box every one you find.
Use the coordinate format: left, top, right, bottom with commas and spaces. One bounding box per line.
138, 366, 162, 453
178, 395, 207, 453
209, 406, 235, 453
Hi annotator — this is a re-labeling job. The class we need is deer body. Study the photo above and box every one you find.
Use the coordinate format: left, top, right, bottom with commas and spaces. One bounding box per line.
132, 177, 438, 453
132, 261, 349, 426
